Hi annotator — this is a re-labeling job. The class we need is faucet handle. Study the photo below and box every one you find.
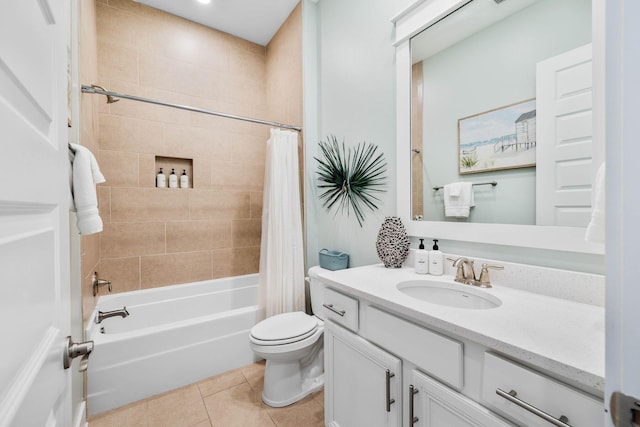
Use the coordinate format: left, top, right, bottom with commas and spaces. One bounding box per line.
478, 263, 504, 288
447, 257, 467, 283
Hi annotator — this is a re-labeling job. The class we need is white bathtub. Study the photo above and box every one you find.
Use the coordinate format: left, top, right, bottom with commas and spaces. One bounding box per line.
85, 274, 260, 416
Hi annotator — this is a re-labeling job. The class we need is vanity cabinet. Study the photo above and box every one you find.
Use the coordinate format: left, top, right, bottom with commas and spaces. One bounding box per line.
409, 369, 513, 427
324, 320, 402, 427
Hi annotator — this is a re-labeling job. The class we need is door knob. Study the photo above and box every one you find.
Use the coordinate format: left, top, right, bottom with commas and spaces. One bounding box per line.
63, 336, 94, 372
610, 391, 640, 427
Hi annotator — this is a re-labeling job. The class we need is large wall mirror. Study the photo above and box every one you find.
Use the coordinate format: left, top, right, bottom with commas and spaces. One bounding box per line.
393, 0, 604, 253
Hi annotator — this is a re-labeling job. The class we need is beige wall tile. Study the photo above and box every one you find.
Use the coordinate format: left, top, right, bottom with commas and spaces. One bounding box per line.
231, 219, 262, 248
138, 153, 156, 188
164, 125, 232, 161
98, 257, 141, 293
192, 158, 212, 190
250, 192, 263, 219
231, 133, 266, 165
96, 3, 163, 55
101, 222, 165, 258
189, 190, 251, 220
210, 161, 264, 192
141, 252, 212, 288
99, 113, 165, 154
166, 220, 232, 253
97, 39, 138, 84
98, 186, 111, 223
161, 18, 229, 72
81, 232, 100, 280
99, 150, 139, 187
111, 187, 189, 222
211, 247, 260, 278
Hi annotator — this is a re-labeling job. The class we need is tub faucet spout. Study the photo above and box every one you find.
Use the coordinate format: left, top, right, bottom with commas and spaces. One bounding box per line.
95, 307, 130, 324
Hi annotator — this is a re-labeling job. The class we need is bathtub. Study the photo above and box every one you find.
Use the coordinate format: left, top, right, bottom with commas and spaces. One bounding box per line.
85, 274, 260, 416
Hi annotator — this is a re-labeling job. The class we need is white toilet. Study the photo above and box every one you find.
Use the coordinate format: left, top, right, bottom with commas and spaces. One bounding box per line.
249, 271, 326, 407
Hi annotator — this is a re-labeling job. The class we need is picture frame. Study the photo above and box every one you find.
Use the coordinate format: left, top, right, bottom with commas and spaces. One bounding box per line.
458, 98, 536, 174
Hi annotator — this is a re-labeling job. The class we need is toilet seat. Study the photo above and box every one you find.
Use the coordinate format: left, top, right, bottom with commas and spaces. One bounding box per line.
250, 312, 319, 346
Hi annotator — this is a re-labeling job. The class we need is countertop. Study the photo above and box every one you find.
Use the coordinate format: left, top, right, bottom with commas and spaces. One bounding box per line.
314, 264, 605, 396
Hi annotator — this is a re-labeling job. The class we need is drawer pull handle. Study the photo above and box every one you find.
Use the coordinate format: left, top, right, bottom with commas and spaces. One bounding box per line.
409, 385, 419, 426
496, 388, 571, 427
323, 303, 346, 317
385, 369, 396, 412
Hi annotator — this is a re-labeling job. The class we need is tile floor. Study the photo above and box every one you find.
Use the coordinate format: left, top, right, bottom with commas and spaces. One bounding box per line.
88, 360, 325, 427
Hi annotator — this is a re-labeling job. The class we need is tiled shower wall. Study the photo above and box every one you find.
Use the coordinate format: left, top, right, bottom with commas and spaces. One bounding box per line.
81, 0, 302, 321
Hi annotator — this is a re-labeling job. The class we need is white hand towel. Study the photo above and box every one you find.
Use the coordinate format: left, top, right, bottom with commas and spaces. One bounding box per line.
585, 162, 605, 243
444, 182, 474, 218
69, 143, 106, 235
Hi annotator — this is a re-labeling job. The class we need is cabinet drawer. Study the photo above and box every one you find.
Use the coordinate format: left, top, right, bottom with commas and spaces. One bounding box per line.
323, 287, 358, 332
482, 352, 602, 427
365, 306, 463, 390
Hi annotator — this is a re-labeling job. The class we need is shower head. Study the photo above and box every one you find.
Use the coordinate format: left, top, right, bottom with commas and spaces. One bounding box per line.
90, 84, 120, 104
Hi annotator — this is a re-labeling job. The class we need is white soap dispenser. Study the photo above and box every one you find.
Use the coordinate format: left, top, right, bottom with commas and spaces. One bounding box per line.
156, 167, 166, 188
180, 169, 189, 188
414, 238, 429, 274
169, 168, 178, 188
429, 239, 444, 276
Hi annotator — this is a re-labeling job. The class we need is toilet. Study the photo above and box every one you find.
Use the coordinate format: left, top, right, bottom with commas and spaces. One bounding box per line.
249, 270, 326, 407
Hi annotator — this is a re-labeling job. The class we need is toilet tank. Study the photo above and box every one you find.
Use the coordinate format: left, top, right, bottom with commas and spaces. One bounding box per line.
308, 266, 326, 319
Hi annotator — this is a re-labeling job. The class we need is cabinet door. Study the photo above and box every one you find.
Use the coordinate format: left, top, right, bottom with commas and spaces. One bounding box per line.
409, 370, 514, 427
325, 320, 402, 427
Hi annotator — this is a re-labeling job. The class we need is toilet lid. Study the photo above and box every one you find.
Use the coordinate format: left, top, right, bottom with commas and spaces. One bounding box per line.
250, 312, 318, 342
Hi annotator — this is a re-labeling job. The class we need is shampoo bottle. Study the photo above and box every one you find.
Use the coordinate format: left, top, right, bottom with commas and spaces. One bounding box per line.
429, 239, 444, 276
414, 238, 429, 274
156, 167, 166, 188
169, 168, 178, 188
180, 169, 189, 188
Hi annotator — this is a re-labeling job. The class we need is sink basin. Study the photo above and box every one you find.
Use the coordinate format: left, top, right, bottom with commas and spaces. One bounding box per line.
396, 280, 502, 309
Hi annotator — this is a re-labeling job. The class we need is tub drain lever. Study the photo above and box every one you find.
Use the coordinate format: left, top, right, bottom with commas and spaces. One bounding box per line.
92, 272, 112, 296
63, 336, 94, 372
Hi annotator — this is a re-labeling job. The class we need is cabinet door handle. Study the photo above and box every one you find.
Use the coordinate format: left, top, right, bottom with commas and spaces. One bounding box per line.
323, 303, 346, 317
496, 388, 571, 427
385, 369, 396, 412
409, 385, 419, 426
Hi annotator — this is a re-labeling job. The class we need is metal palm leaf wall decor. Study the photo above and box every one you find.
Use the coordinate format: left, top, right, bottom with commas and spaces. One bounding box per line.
315, 135, 388, 227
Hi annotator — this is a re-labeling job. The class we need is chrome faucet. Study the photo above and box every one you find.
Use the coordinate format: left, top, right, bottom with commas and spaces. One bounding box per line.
448, 257, 504, 288
449, 257, 478, 285
95, 307, 130, 324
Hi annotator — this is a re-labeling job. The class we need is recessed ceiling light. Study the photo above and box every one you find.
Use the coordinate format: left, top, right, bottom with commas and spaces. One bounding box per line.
197, 0, 211, 4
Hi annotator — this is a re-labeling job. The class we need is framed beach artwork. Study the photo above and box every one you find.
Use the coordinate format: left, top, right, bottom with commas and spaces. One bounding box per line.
458, 99, 536, 174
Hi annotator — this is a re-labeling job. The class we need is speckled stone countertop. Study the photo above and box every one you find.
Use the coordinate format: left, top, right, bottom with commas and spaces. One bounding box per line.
313, 263, 605, 397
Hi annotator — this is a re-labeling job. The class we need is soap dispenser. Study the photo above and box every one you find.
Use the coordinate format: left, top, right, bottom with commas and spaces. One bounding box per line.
169, 168, 178, 188
429, 239, 444, 276
156, 167, 166, 188
180, 169, 189, 188
414, 238, 429, 274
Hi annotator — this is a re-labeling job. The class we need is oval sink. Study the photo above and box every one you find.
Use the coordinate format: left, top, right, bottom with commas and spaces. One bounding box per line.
396, 280, 502, 309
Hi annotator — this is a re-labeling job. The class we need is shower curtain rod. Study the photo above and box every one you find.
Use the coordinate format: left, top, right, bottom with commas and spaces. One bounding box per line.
81, 85, 302, 132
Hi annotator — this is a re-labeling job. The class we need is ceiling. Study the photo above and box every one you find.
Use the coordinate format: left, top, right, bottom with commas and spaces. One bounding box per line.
134, 0, 300, 46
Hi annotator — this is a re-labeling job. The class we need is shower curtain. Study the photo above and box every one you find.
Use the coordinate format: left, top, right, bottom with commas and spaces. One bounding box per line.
258, 128, 305, 318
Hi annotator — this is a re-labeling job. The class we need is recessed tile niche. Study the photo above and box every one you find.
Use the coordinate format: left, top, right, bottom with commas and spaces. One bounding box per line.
155, 156, 193, 188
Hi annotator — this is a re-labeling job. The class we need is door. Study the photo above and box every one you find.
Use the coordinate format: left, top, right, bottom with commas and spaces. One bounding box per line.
324, 321, 402, 427
409, 370, 514, 427
536, 43, 596, 227
0, 1, 72, 426
605, 1, 640, 426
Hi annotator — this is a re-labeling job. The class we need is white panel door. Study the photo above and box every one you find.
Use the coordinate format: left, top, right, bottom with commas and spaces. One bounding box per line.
324, 321, 402, 427
409, 370, 514, 427
0, 1, 72, 426
536, 44, 595, 227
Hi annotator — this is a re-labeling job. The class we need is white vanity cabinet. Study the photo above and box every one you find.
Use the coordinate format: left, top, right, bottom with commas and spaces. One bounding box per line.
324, 320, 402, 427
408, 369, 514, 427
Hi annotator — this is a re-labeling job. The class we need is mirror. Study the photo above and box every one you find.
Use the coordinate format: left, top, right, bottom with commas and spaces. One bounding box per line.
410, 0, 593, 226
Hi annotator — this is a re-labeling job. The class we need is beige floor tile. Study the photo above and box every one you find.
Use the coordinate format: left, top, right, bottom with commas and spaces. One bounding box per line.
204, 382, 275, 427
198, 368, 247, 397
310, 389, 325, 409
191, 420, 213, 427
89, 401, 148, 427
241, 360, 266, 391
266, 394, 324, 427
146, 384, 209, 427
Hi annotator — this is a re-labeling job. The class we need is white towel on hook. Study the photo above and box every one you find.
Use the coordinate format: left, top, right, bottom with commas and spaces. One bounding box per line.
585, 162, 605, 243
444, 182, 474, 218
69, 143, 106, 235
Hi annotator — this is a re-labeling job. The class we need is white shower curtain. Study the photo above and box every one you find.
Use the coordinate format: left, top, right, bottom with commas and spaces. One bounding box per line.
258, 128, 305, 319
